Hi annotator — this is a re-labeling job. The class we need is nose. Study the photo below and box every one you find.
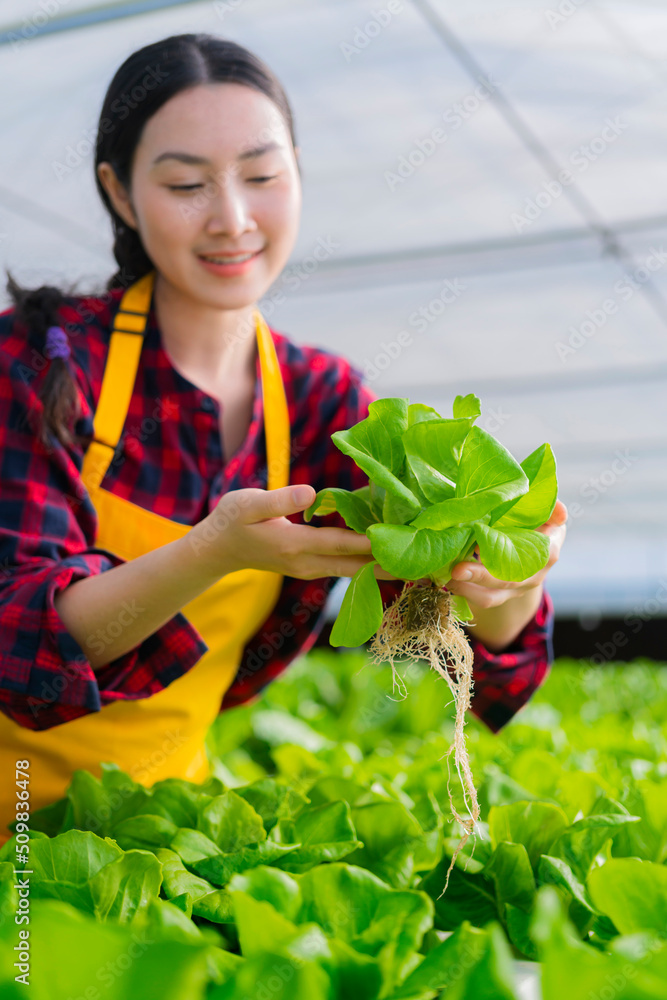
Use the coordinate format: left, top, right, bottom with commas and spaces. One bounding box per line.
204, 170, 256, 236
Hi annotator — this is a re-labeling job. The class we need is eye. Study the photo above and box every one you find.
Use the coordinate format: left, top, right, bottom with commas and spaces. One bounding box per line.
249, 175, 278, 183
168, 184, 203, 191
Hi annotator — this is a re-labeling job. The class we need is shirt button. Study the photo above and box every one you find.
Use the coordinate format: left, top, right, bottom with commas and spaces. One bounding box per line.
201, 397, 215, 412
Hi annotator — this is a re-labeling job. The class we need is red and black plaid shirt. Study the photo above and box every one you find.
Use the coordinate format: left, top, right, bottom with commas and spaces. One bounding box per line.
0, 285, 554, 734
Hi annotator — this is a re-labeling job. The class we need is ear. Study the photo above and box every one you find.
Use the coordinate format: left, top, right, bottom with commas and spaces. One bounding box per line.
97, 162, 139, 231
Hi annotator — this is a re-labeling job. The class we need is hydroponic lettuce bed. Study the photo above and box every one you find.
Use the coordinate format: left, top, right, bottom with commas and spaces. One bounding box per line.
1, 654, 666, 1000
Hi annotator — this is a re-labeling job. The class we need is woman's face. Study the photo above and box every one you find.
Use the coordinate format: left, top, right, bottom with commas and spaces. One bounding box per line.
99, 82, 302, 310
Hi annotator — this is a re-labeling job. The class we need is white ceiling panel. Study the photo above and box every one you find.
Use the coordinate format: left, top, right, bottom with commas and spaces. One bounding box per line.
0, 0, 664, 617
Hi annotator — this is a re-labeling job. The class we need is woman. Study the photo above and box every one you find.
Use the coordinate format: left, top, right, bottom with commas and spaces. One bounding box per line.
0, 34, 566, 844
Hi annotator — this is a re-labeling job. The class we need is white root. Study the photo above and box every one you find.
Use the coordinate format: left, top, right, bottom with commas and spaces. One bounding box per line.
367, 580, 480, 898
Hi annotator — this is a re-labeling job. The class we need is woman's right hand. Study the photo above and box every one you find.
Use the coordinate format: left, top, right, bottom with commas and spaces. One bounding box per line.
190, 484, 400, 581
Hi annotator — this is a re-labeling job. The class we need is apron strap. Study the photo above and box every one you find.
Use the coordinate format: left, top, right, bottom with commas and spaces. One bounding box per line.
81, 270, 290, 494
253, 309, 290, 491
81, 271, 154, 491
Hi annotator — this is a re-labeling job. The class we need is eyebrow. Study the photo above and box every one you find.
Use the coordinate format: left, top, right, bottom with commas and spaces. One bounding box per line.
151, 140, 283, 168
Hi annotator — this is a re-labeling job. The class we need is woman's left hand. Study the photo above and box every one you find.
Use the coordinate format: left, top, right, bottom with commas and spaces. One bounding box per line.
445, 499, 568, 609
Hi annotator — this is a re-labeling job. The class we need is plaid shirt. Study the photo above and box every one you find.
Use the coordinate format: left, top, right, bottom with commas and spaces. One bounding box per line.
0, 286, 554, 734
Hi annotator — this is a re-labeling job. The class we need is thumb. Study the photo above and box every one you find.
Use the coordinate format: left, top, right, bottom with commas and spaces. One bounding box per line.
551, 499, 568, 524
241, 484, 316, 523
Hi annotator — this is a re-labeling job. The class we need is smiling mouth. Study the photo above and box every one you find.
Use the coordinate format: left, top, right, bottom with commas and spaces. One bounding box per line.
198, 250, 262, 263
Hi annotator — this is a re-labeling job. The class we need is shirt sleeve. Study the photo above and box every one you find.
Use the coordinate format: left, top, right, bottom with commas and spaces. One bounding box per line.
223, 360, 555, 732
222, 353, 403, 709
0, 315, 207, 732
467, 587, 554, 733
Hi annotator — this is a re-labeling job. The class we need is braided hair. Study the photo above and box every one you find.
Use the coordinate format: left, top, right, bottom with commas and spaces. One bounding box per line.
3, 33, 299, 451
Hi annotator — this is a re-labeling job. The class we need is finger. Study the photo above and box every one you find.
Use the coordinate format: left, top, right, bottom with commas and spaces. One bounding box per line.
288, 523, 374, 556
241, 485, 317, 523
539, 499, 568, 530
448, 564, 549, 602
304, 553, 378, 579
449, 562, 517, 591
553, 499, 568, 522
373, 565, 403, 581
446, 579, 516, 608
537, 523, 567, 565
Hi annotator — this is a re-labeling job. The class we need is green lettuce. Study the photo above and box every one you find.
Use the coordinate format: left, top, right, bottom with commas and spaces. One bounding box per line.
304, 395, 558, 646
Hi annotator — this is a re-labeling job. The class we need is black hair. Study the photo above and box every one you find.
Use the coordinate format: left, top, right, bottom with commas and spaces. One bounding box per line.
4, 33, 299, 450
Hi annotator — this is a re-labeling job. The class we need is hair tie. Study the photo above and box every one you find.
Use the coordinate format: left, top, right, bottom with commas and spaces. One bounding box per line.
44, 325, 71, 360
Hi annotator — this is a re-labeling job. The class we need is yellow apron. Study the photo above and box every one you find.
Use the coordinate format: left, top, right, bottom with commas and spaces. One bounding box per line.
0, 269, 290, 843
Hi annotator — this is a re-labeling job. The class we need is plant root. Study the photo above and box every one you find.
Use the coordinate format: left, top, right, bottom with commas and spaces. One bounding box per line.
368, 579, 480, 899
